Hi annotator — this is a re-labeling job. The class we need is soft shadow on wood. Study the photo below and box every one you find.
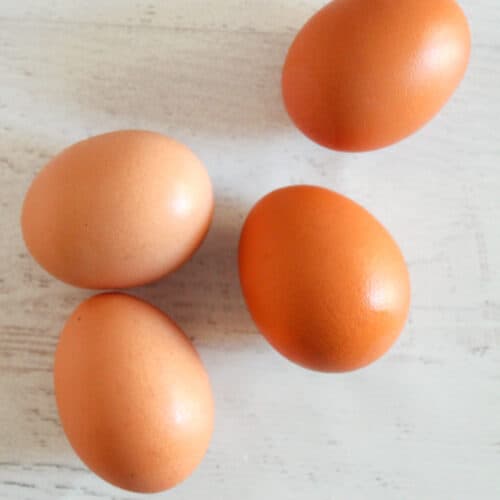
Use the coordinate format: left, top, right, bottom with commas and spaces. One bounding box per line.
132, 197, 260, 349
61, 27, 293, 137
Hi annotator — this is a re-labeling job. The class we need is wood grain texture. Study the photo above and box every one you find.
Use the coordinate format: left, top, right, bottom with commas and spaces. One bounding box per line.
0, 1, 499, 498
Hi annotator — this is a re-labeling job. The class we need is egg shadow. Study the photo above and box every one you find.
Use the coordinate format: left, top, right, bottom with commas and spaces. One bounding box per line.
45, 22, 295, 137
131, 197, 260, 350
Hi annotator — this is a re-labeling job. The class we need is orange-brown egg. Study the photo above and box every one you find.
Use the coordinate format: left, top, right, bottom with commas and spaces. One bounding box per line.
54, 293, 214, 493
238, 186, 410, 372
22, 130, 213, 289
282, 0, 471, 151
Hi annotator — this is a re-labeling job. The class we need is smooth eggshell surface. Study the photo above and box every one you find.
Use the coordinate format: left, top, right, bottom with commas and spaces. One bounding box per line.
282, 0, 471, 151
54, 293, 214, 493
239, 185, 410, 372
22, 130, 213, 289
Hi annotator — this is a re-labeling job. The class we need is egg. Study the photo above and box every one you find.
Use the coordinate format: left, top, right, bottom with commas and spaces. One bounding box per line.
238, 185, 410, 372
54, 293, 214, 493
21, 130, 213, 289
282, 0, 471, 151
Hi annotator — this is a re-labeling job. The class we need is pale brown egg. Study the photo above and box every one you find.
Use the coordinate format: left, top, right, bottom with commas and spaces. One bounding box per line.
54, 293, 214, 493
21, 130, 213, 289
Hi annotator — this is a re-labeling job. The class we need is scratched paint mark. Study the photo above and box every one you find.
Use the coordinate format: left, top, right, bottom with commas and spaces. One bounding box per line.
483, 301, 500, 322
3, 480, 35, 488
475, 230, 490, 287
470, 345, 490, 357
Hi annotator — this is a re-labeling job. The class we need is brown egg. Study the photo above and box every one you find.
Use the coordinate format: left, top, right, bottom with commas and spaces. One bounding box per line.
54, 293, 214, 493
282, 0, 471, 151
239, 186, 410, 372
22, 130, 213, 289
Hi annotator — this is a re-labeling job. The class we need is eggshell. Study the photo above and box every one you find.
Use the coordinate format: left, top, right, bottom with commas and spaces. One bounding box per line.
238, 185, 410, 372
54, 293, 214, 493
282, 0, 471, 151
21, 130, 213, 289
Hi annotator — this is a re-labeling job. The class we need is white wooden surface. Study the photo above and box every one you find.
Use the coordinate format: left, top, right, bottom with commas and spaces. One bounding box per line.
1, 1, 499, 498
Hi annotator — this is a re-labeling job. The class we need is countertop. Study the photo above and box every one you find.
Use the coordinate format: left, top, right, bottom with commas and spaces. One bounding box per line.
0, 1, 498, 499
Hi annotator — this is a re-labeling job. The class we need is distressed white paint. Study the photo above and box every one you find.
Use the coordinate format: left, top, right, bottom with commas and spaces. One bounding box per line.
0, 1, 498, 499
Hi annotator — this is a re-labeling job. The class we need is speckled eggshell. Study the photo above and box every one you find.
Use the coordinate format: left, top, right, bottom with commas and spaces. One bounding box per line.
21, 130, 214, 289
282, 0, 471, 151
238, 185, 411, 372
54, 293, 214, 493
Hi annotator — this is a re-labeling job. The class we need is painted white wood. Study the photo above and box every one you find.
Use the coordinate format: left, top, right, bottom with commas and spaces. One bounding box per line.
0, 1, 498, 498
